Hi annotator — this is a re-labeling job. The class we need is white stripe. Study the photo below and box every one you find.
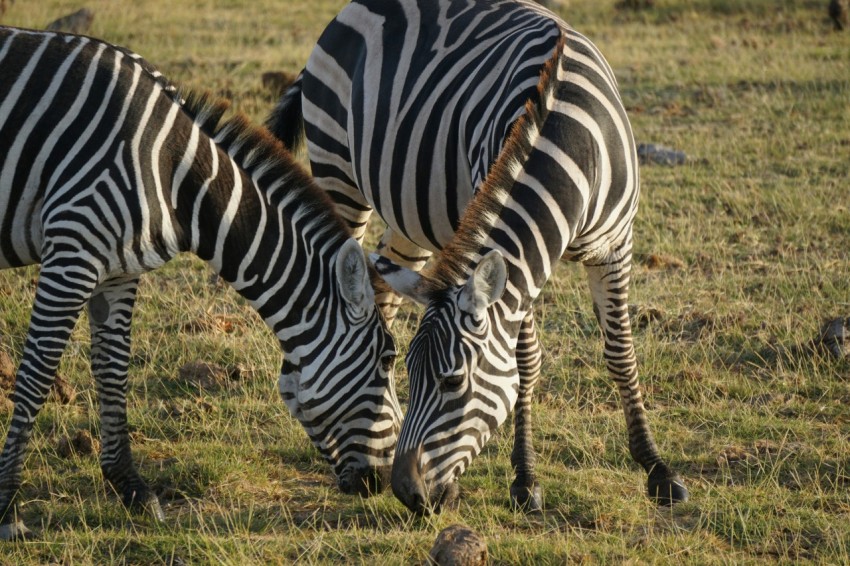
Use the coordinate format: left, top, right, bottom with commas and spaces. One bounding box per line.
233, 172, 267, 289
171, 122, 200, 209
149, 99, 181, 256
129, 86, 163, 266
210, 159, 243, 273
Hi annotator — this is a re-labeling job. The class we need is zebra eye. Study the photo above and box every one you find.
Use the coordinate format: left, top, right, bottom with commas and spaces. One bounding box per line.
380, 352, 397, 372
439, 371, 465, 390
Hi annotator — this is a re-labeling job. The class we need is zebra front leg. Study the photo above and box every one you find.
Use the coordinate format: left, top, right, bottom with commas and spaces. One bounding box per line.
584, 254, 688, 506
0, 263, 97, 540
510, 311, 543, 512
89, 279, 164, 522
374, 229, 431, 327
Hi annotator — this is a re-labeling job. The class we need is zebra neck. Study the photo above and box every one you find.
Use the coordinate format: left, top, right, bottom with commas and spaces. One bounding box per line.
174, 142, 346, 348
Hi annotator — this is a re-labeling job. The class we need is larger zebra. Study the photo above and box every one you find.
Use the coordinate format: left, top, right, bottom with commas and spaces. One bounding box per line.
267, 0, 687, 514
0, 27, 401, 539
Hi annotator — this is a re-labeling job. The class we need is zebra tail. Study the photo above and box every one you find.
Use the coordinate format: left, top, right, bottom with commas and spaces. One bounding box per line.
265, 72, 306, 157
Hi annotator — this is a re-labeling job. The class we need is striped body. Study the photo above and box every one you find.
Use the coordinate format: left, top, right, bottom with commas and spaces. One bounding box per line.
0, 27, 400, 536
268, 0, 686, 514
297, 0, 561, 250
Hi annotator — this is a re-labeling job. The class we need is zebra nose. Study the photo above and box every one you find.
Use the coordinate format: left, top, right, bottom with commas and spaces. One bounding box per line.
391, 447, 430, 514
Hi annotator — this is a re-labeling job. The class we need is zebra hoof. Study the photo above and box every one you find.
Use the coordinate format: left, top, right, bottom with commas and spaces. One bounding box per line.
510, 483, 543, 513
0, 520, 33, 541
647, 469, 688, 506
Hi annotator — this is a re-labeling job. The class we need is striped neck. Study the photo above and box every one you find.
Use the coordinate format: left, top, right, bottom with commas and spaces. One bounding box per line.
168, 94, 351, 350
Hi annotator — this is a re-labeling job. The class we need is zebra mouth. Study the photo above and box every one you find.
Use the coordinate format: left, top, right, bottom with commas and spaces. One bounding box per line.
336, 463, 391, 497
409, 479, 460, 516
432, 479, 460, 513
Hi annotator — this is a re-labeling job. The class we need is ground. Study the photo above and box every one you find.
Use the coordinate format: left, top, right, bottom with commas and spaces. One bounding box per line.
0, 0, 848, 563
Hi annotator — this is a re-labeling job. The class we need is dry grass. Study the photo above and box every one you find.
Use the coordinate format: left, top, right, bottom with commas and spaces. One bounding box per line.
1, 0, 849, 563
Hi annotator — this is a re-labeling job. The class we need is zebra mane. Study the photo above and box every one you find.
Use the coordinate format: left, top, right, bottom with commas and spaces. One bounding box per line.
179, 90, 350, 238
421, 34, 565, 291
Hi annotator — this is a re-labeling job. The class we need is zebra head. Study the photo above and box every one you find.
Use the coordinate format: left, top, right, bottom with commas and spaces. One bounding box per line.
278, 239, 402, 497
374, 251, 520, 514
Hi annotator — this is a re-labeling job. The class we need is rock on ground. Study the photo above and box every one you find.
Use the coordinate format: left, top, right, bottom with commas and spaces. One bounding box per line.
57, 429, 99, 458
427, 524, 487, 566
818, 317, 850, 358
46, 8, 94, 34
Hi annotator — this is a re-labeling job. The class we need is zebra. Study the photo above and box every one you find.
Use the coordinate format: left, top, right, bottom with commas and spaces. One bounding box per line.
0, 26, 401, 539
267, 0, 687, 514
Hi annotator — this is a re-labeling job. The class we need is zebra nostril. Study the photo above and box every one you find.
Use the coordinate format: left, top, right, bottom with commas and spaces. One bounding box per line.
391, 447, 430, 513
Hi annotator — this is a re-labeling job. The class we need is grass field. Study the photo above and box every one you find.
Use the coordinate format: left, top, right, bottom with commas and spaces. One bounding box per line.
1, 0, 849, 563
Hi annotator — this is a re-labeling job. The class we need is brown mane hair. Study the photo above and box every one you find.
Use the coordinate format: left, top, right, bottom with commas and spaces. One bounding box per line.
420, 34, 565, 292
180, 90, 351, 239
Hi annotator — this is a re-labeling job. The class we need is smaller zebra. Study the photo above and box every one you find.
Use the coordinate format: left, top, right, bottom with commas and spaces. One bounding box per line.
0, 27, 400, 539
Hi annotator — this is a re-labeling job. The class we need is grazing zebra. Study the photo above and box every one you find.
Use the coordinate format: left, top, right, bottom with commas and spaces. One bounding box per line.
0, 27, 401, 539
267, 0, 687, 514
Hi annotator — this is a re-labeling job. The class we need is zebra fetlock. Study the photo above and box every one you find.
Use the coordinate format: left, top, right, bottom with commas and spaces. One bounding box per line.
101, 448, 164, 522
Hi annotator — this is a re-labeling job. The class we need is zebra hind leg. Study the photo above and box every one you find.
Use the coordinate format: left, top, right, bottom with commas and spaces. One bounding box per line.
89, 278, 164, 522
510, 311, 544, 512
584, 253, 688, 506
0, 263, 99, 540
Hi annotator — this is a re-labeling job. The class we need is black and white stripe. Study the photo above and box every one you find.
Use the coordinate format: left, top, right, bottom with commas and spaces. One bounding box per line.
0, 26, 401, 538
268, 0, 686, 514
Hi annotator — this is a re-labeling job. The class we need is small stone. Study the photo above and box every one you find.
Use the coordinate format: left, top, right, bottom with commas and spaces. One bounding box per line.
46, 8, 94, 34
427, 525, 487, 566
262, 71, 297, 96
643, 253, 684, 271
0, 349, 15, 392
817, 317, 850, 358
179, 361, 237, 390
637, 143, 687, 166
830, 0, 849, 30
51, 373, 76, 405
57, 429, 99, 458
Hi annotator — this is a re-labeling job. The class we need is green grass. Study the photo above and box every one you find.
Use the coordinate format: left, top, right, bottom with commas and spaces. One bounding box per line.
2, 0, 850, 563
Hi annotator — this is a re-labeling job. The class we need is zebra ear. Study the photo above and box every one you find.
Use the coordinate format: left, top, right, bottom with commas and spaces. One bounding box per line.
369, 253, 429, 305
458, 250, 507, 317
336, 239, 375, 311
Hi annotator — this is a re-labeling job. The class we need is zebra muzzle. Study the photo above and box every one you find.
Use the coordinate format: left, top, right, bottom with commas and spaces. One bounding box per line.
337, 462, 391, 497
391, 448, 460, 515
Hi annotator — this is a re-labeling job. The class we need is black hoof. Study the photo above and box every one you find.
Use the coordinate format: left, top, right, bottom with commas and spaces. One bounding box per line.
647, 469, 688, 506
510, 483, 543, 513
